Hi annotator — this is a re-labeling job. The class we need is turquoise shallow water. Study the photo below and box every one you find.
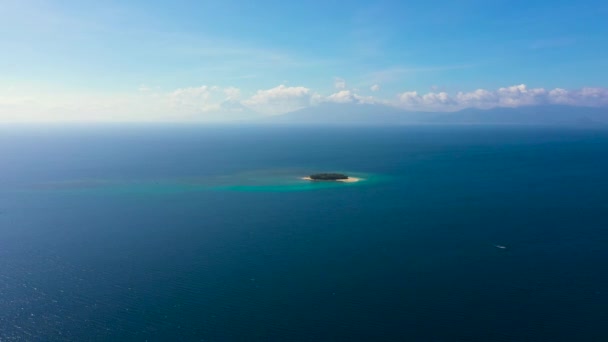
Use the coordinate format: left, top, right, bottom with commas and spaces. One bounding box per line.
1, 125, 607, 341
31, 170, 385, 194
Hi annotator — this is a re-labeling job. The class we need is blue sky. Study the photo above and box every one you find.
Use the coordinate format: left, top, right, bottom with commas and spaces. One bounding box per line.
1, 0, 608, 121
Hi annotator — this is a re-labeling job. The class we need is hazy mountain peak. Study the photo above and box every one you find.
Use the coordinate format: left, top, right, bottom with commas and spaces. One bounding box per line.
266, 103, 608, 125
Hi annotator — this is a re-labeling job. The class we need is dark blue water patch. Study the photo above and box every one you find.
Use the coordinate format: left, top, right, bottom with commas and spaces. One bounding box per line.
1, 125, 607, 341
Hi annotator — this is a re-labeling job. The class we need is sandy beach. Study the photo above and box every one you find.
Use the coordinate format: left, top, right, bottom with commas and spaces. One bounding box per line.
301, 176, 363, 183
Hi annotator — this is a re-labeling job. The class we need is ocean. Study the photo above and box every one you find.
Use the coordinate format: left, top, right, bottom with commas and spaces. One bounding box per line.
1, 125, 607, 341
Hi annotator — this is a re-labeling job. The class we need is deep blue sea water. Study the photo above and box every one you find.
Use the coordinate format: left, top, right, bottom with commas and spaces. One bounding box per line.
1, 125, 607, 341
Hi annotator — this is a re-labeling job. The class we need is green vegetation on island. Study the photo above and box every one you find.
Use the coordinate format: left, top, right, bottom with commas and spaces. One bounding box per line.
308, 173, 349, 181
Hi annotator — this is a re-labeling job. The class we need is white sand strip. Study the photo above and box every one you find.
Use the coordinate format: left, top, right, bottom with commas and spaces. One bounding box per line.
301, 176, 363, 183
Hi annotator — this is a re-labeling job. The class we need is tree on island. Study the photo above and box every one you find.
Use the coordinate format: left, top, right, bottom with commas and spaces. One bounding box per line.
309, 173, 349, 180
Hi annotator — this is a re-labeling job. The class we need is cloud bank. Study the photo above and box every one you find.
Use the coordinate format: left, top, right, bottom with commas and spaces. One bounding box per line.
397, 84, 608, 111
243, 85, 320, 115
1, 84, 608, 122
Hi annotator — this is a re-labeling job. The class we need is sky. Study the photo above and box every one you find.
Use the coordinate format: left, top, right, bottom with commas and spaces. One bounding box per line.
1, 0, 608, 121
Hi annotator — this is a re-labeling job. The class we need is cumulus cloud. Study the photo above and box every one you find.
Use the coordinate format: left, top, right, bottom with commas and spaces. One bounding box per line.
398, 91, 455, 110
370, 84, 380, 92
325, 90, 379, 105
397, 84, 608, 111
550, 87, 608, 106
334, 78, 347, 90
326, 90, 357, 103
243, 85, 318, 115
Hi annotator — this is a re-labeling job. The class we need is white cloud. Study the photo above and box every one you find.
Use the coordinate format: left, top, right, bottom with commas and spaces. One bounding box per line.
397, 91, 455, 110
455, 88, 497, 107
572, 87, 608, 106
326, 90, 357, 103
325, 90, 379, 105
243, 85, 317, 115
370, 84, 380, 92
397, 84, 608, 111
224, 87, 241, 100
495, 84, 548, 106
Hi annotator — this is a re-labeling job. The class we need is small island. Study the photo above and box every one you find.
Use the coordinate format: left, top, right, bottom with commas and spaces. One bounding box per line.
301, 173, 362, 183
309, 173, 349, 180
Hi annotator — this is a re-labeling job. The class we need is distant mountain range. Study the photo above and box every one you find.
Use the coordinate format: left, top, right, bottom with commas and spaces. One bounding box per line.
262, 103, 608, 125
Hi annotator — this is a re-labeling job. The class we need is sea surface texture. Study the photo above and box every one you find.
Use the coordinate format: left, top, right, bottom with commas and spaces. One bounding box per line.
1, 125, 607, 341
